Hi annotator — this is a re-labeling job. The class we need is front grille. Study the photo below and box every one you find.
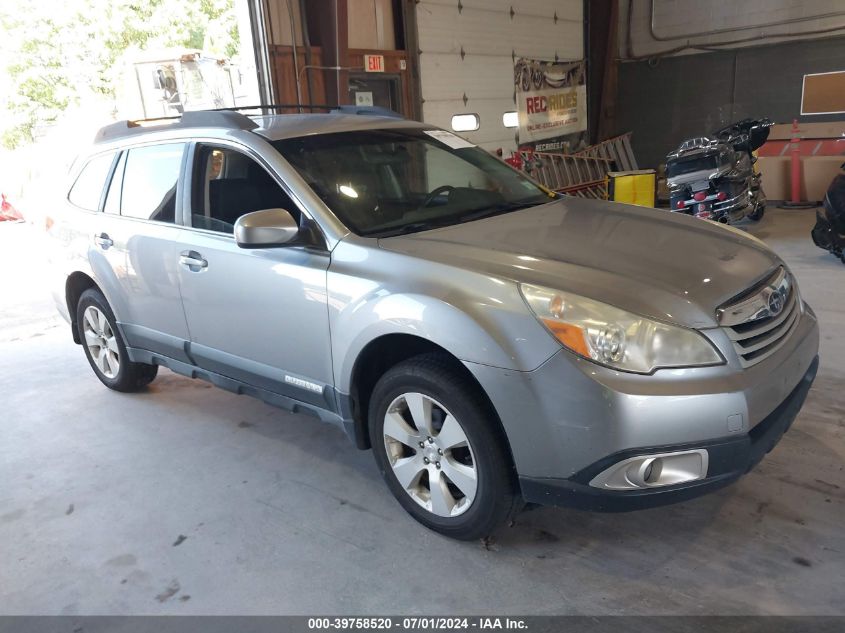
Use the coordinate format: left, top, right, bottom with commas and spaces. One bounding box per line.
719, 268, 801, 368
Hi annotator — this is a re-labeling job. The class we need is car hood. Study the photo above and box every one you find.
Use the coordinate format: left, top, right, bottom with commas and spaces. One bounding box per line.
378, 197, 781, 328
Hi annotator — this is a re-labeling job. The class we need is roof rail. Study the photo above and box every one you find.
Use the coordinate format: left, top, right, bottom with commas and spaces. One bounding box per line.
94, 103, 407, 143
224, 103, 336, 113
94, 110, 259, 144
331, 105, 404, 119
224, 103, 405, 118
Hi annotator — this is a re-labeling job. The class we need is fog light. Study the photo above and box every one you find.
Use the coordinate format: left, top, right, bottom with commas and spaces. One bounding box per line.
640, 457, 664, 484
589, 449, 708, 490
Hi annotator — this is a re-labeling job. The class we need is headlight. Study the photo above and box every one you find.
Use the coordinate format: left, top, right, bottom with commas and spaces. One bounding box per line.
520, 283, 723, 374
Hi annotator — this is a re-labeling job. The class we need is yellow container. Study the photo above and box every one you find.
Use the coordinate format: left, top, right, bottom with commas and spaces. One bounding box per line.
606, 170, 656, 207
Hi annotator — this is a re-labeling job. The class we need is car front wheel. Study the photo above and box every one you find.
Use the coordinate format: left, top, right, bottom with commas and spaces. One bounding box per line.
76, 288, 158, 392
368, 353, 519, 540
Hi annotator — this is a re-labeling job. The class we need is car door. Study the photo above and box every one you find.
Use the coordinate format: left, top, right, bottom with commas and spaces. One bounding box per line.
92, 142, 192, 362
175, 141, 335, 410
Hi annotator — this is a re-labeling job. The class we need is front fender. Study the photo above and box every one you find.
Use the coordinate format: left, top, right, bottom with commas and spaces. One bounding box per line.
327, 241, 556, 393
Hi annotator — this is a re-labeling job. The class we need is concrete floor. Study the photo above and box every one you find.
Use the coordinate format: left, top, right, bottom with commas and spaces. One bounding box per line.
1, 209, 843, 615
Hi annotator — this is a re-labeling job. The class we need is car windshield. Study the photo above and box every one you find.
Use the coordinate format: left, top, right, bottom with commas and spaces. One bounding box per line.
273, 128, 554, 237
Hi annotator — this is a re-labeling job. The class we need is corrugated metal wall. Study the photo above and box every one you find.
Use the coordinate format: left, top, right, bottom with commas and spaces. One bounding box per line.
620, 0, 845, 59
416, 0, 583, 152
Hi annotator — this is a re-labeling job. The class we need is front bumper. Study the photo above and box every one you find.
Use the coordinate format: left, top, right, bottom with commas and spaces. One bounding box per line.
519, 355, 818, 511
464, 304, 820, 507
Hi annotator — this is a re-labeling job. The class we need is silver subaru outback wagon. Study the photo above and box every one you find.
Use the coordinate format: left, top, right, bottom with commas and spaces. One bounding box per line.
49, 109, 819, 540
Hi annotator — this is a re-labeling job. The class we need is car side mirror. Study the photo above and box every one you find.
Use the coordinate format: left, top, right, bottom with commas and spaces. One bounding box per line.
234, 208, 299, 248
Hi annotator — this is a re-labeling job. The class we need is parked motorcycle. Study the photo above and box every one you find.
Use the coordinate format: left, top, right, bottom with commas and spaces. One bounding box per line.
666, 118, 772, 224
811, 162, 845, 264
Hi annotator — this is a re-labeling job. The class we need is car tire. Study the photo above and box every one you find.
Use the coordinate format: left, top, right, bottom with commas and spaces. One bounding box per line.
368, 353, 520, 540
76, 288, 158, 392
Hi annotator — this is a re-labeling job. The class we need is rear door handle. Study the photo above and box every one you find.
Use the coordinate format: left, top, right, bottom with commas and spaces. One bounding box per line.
94, 233, 113, 249
179, 250, 208, 270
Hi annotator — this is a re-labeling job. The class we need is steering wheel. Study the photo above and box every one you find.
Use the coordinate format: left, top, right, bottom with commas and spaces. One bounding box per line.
420, 185, 456, 209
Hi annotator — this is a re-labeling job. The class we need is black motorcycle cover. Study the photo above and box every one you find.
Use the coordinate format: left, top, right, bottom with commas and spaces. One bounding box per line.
812, 212, 833, 250
826, 172, 845, 235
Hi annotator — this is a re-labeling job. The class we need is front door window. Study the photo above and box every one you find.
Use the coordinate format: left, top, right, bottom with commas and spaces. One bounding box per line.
191, 146, 300, 233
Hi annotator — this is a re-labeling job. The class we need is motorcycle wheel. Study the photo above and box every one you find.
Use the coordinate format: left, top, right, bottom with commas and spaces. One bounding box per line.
747, 203, 766, 221
520, 66, 531, 92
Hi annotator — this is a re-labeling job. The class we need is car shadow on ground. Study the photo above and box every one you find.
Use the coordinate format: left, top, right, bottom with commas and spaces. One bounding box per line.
139, 366, 843, 583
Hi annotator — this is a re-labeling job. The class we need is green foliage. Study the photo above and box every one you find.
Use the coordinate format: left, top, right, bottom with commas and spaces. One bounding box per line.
0, 0, 239, 149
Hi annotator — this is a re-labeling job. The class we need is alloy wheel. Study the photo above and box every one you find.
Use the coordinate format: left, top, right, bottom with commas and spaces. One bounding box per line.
82, 306, 120, 379
383, 392, 478, 517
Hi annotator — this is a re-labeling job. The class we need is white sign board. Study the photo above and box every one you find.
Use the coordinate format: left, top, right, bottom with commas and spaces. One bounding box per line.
515, 58, 587, 144
355, 91, 374, 107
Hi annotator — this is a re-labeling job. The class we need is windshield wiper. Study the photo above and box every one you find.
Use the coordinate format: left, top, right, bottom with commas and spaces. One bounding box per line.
372, 200, 547, 238
457, 200, 545, 224
373, 221, 449, 238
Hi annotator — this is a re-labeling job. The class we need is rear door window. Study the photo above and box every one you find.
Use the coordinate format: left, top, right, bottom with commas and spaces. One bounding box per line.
120, 143, 185, 223
67, 152, 116, 211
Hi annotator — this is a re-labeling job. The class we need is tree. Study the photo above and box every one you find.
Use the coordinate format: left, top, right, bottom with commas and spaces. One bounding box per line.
0, 0, 239, 149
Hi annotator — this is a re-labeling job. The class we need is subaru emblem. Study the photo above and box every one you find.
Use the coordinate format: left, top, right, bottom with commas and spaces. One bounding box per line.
767, 289, 784, 316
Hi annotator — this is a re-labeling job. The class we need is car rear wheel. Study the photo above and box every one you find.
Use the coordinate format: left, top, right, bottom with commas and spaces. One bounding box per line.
368, 353, 519, 540
76, 288, 158, 392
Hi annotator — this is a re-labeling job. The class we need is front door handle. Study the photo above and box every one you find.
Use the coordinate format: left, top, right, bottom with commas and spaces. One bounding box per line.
94, 233, 113, 249
179, 250, 208, 270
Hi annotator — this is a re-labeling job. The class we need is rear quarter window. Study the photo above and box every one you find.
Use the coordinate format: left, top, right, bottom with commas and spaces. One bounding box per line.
67, 152, 116, 211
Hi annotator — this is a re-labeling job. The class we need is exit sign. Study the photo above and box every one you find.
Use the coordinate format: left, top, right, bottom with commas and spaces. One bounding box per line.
364, 54, 385, 72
